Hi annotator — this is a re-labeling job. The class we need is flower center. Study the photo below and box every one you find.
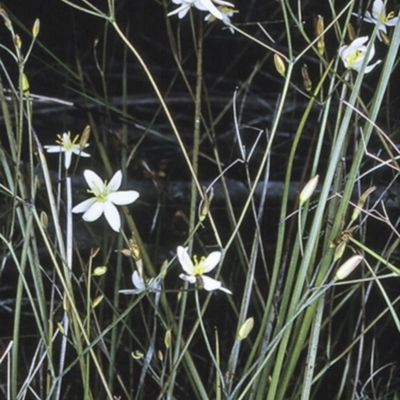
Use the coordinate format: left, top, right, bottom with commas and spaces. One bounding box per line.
56, 132, 79, 150
88, 180, 109, 202
346, 49, 364, 66
192, 255, 207, 276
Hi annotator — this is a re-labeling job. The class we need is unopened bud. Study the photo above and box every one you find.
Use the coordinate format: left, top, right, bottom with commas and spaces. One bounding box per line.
274, 54, 286, 77
93, 266, 107, 276
199, 187, 214, 222
347, 23, 356, 41
158, 350, 164, 361
80, 125, 90, 149
301, 64, 312, 91
351, 186, 376, 222
57, 322, 65, 335
315, 15, 325, 55
333, 241, 346, 261
237, 317, 254, 340
40, 211, 48, 228
164, 329, 172, 348
15, 34, 22, 49
63, 295, 70, 312
299, 174, 319, 206
0, 8, 12, 30
92, 294, 104, 308
20, 74, 29, 98
335, 255, 363, 280
32, 19, 40, 38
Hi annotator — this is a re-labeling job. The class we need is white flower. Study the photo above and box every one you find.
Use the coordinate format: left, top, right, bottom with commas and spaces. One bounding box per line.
44, 132, 90, 170
119, 271, 161, 295
168, 0, 235, 21
360, 0, 398, 41
177, 246, 232, 294
72, 170, 139, 232
339, 36, 381, 74
205, 5, 237, 33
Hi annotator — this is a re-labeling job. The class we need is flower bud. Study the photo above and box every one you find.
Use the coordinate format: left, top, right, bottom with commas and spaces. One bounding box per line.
40, 211, 48, 228
315, 15, 325, 55
93, 266, 107, 276
301, 64, 312, 91
347, 23, 356, 41
21, 74, 30, 98
238, 317, 254, 340
15, 34, 22, 49
164, 329, 172, 348
63, 295, 70, 312
333, 240, 346, 261
80, 125, 90, 149
0, 7, 12, 30
274, 54, 286, 77
334, 255, 363, 281
199, 187, 214, 222
299, 174, 319, 205
351, 186, 376, 222
32, 18, 40, 38
92, 294, 104, 308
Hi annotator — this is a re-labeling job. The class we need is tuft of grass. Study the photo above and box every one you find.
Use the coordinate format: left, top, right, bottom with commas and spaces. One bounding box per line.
1, 0, 400, 398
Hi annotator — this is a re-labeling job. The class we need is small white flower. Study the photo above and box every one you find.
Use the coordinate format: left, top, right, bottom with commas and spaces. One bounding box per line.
360, 0, 398, 41
72, 170, 139, 232
44, 132, 90, 170
339, 36, 381, 74
119, 271, 161, 295
168, 0, 235, 21
177, 246, 232, 294
205, 5, 237, 33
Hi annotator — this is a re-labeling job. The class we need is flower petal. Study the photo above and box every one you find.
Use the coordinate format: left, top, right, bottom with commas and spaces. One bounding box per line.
177, 246, 194, 275
202, 276, 232, 294
202, 251, 221, 273
44, 145, 65, 153
72, 198, 96, 214
84, 170, 104, 194
82, 201, 104, 222
71, 148, 91, 158
179, 273, 196, 284
132, 271, 145, 290
108, 190, 139, 205
108, 170, 122, 193
64, 151, 72, 169
103, 201, 121, 231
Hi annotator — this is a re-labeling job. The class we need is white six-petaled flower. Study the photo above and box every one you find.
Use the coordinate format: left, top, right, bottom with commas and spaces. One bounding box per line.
168, 0, 235, 22
119, 271, 160, 295
72, 170, 139, 232
44, 132, 90, 170
339, 36, 381, 74
360, 0, 398, 42
177, 246, 232, 294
